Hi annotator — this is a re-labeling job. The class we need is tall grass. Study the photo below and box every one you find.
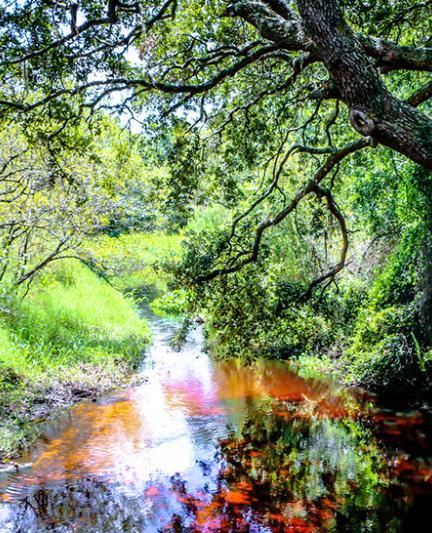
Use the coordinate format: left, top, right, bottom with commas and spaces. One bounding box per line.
85, 232, 182, 292
1, 259, 150, 371
12, 259, 150, 366
0, 258, 151, 457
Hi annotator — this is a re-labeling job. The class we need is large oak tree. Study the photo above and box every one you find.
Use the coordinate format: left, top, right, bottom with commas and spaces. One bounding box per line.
1, 0, 431, 290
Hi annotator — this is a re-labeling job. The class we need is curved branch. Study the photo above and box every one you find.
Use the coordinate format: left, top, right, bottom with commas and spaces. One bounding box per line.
358, 35, 432, 73
198, 136, 372, 283
302, 184, 349, 300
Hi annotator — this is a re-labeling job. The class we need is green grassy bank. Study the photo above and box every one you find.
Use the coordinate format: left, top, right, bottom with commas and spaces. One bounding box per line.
0, 256, 151, 461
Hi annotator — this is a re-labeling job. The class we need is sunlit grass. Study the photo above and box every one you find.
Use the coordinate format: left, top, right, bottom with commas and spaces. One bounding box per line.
0, 257, 152, 458
4, 259, 150, 367
85, 232, 183, 292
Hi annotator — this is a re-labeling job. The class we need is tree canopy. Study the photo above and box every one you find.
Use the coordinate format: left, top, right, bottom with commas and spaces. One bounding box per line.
1, 0, 431, 296
1, 1, 431, 156
0, 1, 431, 309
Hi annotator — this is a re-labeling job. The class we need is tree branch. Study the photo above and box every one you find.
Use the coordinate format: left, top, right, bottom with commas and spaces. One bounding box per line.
297, 0, 432, 169
198, 136, 372, 284
16, 238, 69, 286
407, 80, 432, 107
302, 184, 348, 300
1, 0, 176, 68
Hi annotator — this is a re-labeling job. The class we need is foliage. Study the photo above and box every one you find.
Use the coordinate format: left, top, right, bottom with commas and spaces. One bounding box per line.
151, 289, 189, 317
84, 231, 183, 292
169, 154, 432, 401
0, 118, 165, 289
12, 259, 150, 362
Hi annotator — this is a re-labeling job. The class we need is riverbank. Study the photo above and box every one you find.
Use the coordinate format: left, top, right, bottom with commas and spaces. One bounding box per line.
0, 258, 151, 462
0, 360, 146, 469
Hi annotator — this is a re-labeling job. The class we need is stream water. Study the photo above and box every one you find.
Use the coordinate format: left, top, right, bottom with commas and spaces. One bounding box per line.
1, 308, 432, 532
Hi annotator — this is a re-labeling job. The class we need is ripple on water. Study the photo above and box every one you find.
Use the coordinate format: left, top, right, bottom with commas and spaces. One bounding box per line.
2, 310, 432, 531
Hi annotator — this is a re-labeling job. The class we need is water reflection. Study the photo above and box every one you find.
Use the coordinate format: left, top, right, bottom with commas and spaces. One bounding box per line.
1, 312, 432, 531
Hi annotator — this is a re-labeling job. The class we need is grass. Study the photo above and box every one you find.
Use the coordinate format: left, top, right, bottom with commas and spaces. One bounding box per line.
0, 257, 151, 460
84, 231, 183, 292
13, 259, 150, 364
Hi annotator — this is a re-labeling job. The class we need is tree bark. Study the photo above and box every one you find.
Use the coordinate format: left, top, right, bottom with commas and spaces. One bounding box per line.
296, 0, 432, 169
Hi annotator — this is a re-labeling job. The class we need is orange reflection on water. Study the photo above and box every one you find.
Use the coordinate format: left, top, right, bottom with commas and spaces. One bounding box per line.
21, 393, 148, 484
8, 358, 354, 492
212, 361, 353, 418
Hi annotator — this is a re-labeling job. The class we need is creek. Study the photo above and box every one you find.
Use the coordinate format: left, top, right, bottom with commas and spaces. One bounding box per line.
1, 306, 432, 532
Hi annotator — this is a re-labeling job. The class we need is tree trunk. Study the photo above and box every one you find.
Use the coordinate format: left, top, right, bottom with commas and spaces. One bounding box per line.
297, 0, 432, 169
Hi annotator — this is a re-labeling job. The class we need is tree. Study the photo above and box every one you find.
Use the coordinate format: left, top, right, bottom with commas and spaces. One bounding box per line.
0, 118, 152, 291
1, 0, 431, 292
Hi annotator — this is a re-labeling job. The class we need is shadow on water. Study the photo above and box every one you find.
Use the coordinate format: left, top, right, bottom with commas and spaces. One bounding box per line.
1, 305, 432, 531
